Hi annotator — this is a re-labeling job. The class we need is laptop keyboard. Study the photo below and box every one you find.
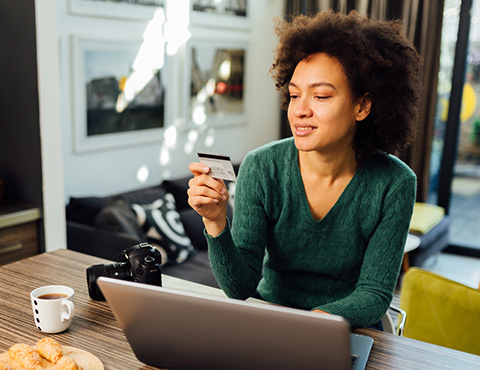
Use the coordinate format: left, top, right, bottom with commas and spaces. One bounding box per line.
351, 354, 359, 369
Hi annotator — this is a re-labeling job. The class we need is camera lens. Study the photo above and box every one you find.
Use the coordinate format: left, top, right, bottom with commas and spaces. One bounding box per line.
86, 263, 131, 300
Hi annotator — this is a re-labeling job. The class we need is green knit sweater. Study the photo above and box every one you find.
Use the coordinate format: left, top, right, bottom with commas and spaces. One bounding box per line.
206, 138, 416, 328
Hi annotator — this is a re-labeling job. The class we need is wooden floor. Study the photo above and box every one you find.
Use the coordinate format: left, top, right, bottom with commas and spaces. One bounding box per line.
449, 162, 480, 249
450, 190, 480, 249
424, 251, 480, 288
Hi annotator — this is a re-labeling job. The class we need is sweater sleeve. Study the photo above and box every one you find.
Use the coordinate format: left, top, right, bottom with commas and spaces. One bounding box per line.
206, 152, 268, 299
315, 176, 416, 327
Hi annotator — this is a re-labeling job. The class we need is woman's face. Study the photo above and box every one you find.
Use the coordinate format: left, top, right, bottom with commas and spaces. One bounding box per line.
287, 53, 369, 155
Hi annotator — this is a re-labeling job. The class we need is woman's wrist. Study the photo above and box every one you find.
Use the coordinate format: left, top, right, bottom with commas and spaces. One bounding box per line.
203, 217, 228, 237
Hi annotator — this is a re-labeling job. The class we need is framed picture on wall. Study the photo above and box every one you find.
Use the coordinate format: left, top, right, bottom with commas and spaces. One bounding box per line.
69, 0, 164, 20
71, 34, 167, 153
184, 34, 249, 129
190, 0, 250, 29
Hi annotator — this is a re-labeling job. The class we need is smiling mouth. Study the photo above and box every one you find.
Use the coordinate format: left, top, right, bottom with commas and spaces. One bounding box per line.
294, 125, 317, 135
296, 126, 316, 131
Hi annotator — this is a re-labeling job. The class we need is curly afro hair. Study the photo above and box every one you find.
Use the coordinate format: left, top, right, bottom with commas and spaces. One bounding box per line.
270, 10, 423, 160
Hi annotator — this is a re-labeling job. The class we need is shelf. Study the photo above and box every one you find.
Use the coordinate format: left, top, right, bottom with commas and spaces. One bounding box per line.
0, 205, 41, 229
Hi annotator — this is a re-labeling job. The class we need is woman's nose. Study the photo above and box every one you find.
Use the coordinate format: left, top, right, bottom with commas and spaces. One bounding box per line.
292, 98, 312, 118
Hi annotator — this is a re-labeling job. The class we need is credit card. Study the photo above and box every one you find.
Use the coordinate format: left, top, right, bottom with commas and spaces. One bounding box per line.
198, 152, 237, 182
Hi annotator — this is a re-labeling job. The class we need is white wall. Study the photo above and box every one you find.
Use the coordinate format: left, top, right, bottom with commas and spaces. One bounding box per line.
57, 0, 283, 201
36, 0, 66, 252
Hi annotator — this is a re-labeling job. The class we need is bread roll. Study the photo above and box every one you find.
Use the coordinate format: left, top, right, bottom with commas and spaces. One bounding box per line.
56, 356, 80, 370
36, 337, 63, 364
7, 343, 41, 370
0, 360, 12, 370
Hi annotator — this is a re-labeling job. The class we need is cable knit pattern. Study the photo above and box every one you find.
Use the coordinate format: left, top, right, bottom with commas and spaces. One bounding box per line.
206, 138, 416, 328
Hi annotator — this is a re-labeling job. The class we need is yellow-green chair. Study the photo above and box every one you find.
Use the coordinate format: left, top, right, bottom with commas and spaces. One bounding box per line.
400, 267, 480, 355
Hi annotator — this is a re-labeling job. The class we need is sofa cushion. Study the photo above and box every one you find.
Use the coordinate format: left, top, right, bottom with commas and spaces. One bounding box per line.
66, 196, 108, 225
131, 193, 196, 265
162, 177, 192, 211
409, 202, 445, 235
94, 195, 145, 240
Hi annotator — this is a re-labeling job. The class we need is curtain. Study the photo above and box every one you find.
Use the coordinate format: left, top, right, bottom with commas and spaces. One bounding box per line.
283, 0, 445, 201
401, 0, 445, 202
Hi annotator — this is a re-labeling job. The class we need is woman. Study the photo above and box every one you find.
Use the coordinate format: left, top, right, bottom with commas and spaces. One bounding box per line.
187, 10, 422, 328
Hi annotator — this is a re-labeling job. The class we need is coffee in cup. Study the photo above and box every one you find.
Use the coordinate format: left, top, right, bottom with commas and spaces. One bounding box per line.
38, 293, 68, 300
30, 285, 75, 333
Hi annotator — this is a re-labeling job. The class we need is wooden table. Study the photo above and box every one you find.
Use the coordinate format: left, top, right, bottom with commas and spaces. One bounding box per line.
1, 250, 480, 370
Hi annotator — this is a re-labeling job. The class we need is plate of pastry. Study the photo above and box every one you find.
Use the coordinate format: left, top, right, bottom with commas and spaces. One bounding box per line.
0, 337, 104, 370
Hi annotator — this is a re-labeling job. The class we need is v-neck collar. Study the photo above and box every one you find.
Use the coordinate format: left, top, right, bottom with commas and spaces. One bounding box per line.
291, 146, 362, 224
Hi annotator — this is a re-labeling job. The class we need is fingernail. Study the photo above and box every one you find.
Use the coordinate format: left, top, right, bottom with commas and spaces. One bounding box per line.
203, 167, 209, 172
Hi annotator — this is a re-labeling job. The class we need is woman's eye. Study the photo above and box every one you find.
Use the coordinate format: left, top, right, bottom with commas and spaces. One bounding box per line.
289, 94, 299, 100
315, 96, 330, 100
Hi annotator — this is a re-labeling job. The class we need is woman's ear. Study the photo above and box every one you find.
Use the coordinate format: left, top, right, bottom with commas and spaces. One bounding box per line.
356, 93, 371, 122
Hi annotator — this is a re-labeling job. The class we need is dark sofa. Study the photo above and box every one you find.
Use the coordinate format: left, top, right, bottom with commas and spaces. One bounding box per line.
65, 174, 237, 288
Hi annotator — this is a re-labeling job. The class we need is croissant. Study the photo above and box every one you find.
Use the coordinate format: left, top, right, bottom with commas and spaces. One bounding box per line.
36, 337, 63, 364
8, 343, 41, 370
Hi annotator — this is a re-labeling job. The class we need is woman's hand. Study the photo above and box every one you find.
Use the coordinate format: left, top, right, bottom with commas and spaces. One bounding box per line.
187, 162, 229, 236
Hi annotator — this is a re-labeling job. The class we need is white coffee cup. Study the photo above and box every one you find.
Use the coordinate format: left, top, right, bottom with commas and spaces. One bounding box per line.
30, 285, 75, 333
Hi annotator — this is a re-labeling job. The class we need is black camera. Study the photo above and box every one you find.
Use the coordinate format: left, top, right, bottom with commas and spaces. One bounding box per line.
86, 243, 162, 301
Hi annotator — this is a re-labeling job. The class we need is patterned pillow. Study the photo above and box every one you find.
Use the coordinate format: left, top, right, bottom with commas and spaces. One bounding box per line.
131, 193, 196, 265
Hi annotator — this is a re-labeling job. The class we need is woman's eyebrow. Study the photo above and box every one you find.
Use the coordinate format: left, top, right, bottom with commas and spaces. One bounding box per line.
289, 81, 336, 90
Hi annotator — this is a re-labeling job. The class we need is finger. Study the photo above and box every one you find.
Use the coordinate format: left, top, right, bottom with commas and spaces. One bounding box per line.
211, 177, 226, 188
189, 162, 210, 176
188, 194, 221, 209
188, 183, 227, 202
189, 174, 227, 196
188, 190, 228, 215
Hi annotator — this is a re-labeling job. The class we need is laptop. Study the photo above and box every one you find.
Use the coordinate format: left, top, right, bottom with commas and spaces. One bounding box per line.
97, 277, 373, 370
